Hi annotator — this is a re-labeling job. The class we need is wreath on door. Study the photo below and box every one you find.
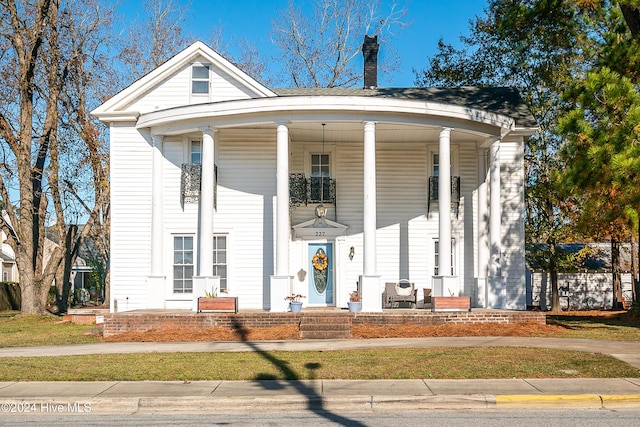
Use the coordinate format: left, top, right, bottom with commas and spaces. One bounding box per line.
312, 248, 328, 294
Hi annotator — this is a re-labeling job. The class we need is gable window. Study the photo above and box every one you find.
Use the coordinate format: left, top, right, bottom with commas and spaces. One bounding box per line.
213, 235, 227, 291
173, 235, 194, 293
191, 65, 210, 95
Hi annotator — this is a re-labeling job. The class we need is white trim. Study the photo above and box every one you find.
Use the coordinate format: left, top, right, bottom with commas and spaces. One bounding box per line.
92, 41, 275, 119
137, 96, 515, 136
189, 62, 211, 101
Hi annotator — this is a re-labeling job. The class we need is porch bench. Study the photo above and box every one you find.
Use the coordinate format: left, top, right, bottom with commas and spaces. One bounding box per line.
383, 281, 417, 309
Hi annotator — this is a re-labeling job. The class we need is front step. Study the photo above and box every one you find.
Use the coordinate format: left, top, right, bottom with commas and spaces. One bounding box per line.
298, 313, 352, 339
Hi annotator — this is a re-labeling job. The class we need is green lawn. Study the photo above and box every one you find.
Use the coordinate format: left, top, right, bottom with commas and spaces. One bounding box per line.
0, 314, 100, 347
0, 347, 637, 381
0, 311, 639, 381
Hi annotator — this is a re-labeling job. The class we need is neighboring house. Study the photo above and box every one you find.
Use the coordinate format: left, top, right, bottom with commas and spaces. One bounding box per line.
92, 38, 537, 313
0, 230, 17, 282
527, 243, 633, 311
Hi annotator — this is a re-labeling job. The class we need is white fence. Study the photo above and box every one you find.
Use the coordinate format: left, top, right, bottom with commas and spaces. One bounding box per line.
526, 271, 632, 311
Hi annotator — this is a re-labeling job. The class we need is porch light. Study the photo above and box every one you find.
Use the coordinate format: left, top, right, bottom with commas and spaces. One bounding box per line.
315, 203, 328, 218
349, 246, 355, 261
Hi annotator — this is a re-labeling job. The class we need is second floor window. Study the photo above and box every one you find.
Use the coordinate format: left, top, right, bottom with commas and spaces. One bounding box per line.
310, 153, 331, 202
191, 141, 201, 164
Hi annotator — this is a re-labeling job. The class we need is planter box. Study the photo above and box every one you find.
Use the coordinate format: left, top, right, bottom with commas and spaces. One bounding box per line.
431, 296, 471, 312
197, 297, 238, 313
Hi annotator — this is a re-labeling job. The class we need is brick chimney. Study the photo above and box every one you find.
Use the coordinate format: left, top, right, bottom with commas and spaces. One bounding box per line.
362, 35, 379, 89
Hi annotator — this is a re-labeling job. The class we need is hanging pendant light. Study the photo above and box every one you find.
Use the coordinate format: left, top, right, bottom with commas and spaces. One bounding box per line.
315, 123, 327, 218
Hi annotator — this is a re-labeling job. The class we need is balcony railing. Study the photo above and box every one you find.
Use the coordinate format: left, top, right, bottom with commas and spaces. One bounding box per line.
180, 163, 217, 208
428, 175, 461, 217
289, 173, 336, 208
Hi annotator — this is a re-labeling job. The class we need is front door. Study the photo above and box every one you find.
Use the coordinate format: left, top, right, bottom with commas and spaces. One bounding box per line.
308, 242, 333, 305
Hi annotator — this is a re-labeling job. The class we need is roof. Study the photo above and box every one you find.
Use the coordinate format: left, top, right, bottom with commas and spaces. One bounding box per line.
274, 86, 538, 128
527, 243, 633, 272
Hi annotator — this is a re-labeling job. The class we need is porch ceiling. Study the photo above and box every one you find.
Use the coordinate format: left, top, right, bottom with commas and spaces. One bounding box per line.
286, 121, 483, 144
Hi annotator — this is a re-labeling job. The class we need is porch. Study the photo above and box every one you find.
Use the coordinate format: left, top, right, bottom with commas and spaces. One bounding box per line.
99, 308, 546, 339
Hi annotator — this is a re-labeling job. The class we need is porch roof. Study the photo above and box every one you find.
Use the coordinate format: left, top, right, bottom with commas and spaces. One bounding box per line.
137, 89, 536, 139
274, 86, 537, 129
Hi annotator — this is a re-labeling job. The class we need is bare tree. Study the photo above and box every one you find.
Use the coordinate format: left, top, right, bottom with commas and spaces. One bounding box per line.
271, 0, 408, 88
117, 0, 191, 82
0, 0, 114, 314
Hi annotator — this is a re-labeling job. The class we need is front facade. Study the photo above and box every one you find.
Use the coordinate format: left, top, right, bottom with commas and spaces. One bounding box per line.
93, 40, 537, 313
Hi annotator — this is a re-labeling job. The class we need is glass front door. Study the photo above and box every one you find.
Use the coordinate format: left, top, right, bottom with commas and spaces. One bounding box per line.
308, 242, 333, 305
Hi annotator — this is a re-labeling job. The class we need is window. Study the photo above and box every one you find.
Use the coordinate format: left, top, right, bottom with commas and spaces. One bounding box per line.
433, 153, 440, 177
191, 65, 209, 94
310, 153, 332, 202
434, 239, 455, 276
311, 153, 330, 178
173, 236, 194, 293
213, 235, 227, 291
190, 140, 201, 164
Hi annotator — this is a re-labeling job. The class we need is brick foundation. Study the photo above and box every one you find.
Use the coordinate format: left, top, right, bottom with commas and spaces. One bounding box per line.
103, 310, 546, 338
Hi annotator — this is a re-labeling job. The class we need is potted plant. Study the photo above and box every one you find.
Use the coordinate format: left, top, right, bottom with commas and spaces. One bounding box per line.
284, 294, 305, 312
198, 287, 238, 313
347, 290, 362, 312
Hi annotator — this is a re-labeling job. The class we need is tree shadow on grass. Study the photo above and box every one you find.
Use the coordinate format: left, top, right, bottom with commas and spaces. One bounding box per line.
231, 318, 366, 426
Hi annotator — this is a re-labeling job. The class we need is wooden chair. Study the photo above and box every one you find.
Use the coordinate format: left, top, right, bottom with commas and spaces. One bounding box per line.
383, 280, 417, 308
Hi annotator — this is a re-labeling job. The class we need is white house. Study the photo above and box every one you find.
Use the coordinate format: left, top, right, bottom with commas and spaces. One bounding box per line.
92, 38, 537, 313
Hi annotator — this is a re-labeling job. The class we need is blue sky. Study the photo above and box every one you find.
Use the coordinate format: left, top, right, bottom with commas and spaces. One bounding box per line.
117, 0, 488, 87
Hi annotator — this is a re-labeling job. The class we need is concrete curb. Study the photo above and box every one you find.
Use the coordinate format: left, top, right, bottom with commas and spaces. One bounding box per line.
496, 394, 640, 409
2, 394, 640, 414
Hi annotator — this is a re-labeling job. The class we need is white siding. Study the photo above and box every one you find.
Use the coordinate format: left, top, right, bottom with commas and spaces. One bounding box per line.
126, 55, 257, 114
158, 128, 277, 309
288, 138, 480, 306
458, 144, 477, 300
501, 138, 526, 309
110, 123, 152, 311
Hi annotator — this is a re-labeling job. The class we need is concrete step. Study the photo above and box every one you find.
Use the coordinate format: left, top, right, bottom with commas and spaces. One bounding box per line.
298, 314, 352, 339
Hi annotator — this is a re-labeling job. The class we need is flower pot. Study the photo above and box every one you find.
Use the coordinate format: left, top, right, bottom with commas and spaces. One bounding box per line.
289, 301, 303, 313
347, 301, 362, 312
197, 297, 238, 313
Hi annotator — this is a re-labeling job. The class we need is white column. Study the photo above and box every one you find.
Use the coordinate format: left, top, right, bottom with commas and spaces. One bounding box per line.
150, 134, 164, 276
438, 128, 452, 278
363, 121, 377, 276
147, 134, 165, 309
270, 122, 292, 312
488, 137, 505, 308
276, 123, 290, 277
489, 138, 501, 277
360, 121, 381, 312
193, 127, 218, 310
198, 127, 215, 277
476, 147, 489, 307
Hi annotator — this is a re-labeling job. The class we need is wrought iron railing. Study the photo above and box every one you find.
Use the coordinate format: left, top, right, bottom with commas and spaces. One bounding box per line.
180, 163, 217, 208
289, 173, 336, 208
427, 176, 461, 217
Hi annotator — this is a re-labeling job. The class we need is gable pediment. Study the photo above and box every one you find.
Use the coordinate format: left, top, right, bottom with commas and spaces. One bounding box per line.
293, 217, 348, 240
92, 41, 275, 121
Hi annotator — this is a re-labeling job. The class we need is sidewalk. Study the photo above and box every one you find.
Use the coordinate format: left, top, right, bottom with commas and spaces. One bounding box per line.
0, 337, 639, 413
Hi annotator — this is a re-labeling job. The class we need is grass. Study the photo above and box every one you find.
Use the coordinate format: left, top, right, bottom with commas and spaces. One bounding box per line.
547, 312, 640, 341
0, 314, 100, 348
0, 311, 639, 381
0, 347, 637, 381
